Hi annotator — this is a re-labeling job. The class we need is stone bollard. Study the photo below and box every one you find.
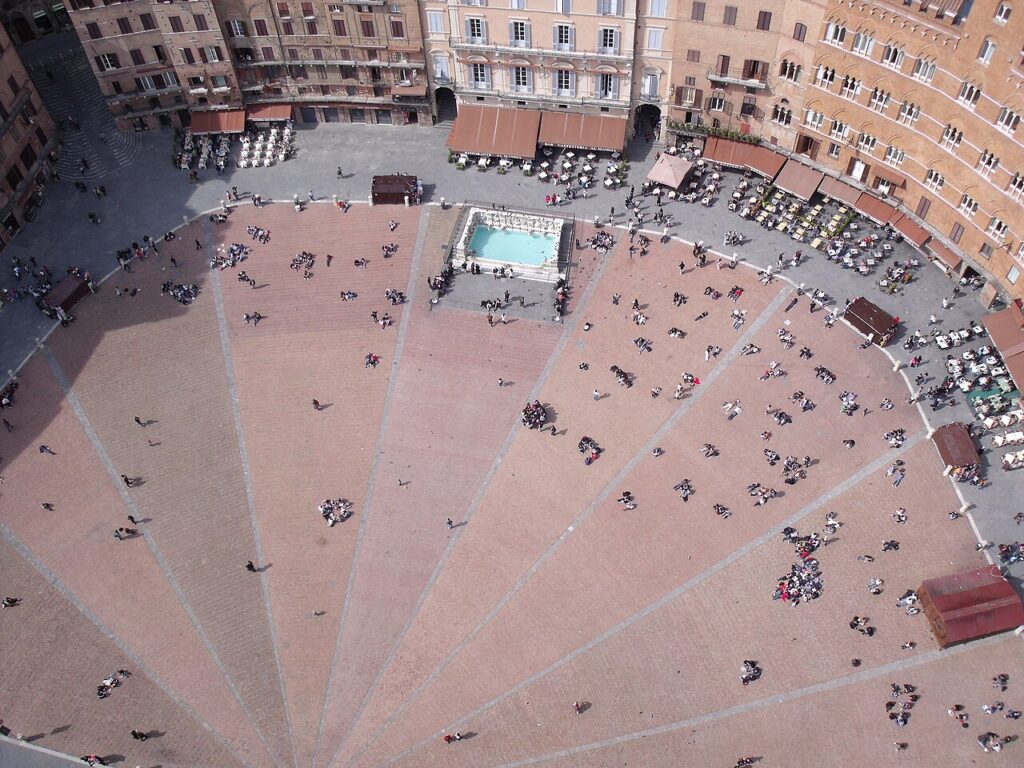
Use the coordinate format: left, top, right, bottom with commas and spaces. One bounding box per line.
404, 194, 410, 207
368, 194, 374, 207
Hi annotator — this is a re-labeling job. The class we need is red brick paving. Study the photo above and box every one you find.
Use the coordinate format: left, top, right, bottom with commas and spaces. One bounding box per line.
215, 203, 420, 768
314, 207, 564, 768
0, 357, 276, 768
0, 535, 248, 768
0, 212, 1002, 768
44, 223, 295, 768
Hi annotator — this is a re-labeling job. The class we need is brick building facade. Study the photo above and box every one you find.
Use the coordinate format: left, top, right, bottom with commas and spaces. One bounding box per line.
0, 22, 56, 248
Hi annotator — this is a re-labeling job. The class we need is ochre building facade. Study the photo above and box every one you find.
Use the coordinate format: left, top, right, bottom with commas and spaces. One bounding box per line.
59, 0, 1024, 300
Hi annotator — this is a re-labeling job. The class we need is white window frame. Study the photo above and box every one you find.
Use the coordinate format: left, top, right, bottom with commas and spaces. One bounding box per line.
941, 124, 963, 150
839, 75, 860, 99
804, 109, 824, 130
996, 107, 1020, 135
555, 68, 575, 96
958, 82, 981, 109
97, 53, 120, 71
979, 38, 997, 65
827, 142, 841, 159
597, 72, 618, 99
959, 194, 979, 218
598, 27, 618, 55
851, 31, 874, 57
510, 0, 526, 7
1008, 173, 1024, 201
987, 217, 1009, 240
924, 169, 944, 190
511, 20, 529, 47
467, 17, 485, 43
911, 57, 936, 83
824, 22, 846, 47
857, 132, 876, 152
868, 87, 890, 112
880, 44, 904, 70
204, 46, 222, 63
512, 64, 532, 92
898, 101, 919, 125
228, 20, 247, 37
648, 0, 668, 17
646, 27, 663, 52
470, 62, 490, 88
978, 151, 1000, 178
771, 104, 791, 125
814, 65, 835, 88
642, 71, 659, 99
553, 23, 573, 51
995, 2, 1012, 23
884, 145, 904, 166
556, 0, 570, 14
426, 11, 445, 34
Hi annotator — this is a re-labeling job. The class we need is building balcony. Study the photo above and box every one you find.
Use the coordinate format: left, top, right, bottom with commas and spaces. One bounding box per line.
706, 69, 768, 91
449, 37, 631, 63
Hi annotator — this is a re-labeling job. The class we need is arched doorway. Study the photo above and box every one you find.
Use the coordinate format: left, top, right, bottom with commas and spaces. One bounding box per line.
434, 87, 457, 124
631, 103, 662, 158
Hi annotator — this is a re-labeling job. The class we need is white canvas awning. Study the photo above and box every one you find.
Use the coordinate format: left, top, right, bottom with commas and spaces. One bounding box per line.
646, 153, 694, 189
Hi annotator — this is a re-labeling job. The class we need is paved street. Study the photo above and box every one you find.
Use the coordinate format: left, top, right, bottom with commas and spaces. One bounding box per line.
0, 29, 1021, 768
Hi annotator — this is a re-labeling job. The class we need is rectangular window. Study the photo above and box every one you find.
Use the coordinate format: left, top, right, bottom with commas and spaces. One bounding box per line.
7, 166, 25, 192
204, 46, 223, 63
333, 19, 347, 36
282, 20, 294, 35
152, 45, 166, 63
129, 48, 144, 66
950, 222, 964, 244
599, 27, 617, 54
555, 69, 572, 94
995, 2, 1012, 23
1008, 265, 1020, 285
510, 0, 526, 8
827, 143, 841, 159
756, 11, 771, 31
470, 62, 489, 87
598, 0, 622, 14
169, 16, 184, 33
979, 39, 996, 65
302, 2, 314, 16
980, 243, 994, 259
228, 20, 247, 37
261, 46, 275, 60
390, 20, 404, 38
193, 14, 208, 31
361, 19, 375, 37
649, 0, 667, 17
598, 73, 617, 98
180, 47, 195, 65
211, 75, 229, 89
723, 6, 737, 25
95, 53, 120, 71
793, 22, 806, 42
187, 75, 204, 88
306, 20, 318, 35
686, 48, 700, 63
86, 22, 102, 40
646, 28, 663, 50
691, 1, 705, 22
513, 65, 530, 91
140, 13, 156, 31
278, 2, 290, 17
116, 17, 132, 35
426, 11, 444, 34
804, 109, 824, 130
554, 23, 572, 50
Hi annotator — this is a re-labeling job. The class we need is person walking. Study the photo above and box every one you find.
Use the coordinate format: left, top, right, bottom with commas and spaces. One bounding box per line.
134, 416, 145, 427
130, 729, 148, 741
593, 388, 601, 401
446, 518, 454, 529
195, 239, 203, 251
245, 560, 257, 573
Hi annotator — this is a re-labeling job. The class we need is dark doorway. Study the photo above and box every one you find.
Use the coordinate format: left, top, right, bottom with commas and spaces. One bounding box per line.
434, 87, 457, 123
407, 110, 418, 124
323, 108, 340, 123
796, 134, 819, 161
11, 15, 35, 43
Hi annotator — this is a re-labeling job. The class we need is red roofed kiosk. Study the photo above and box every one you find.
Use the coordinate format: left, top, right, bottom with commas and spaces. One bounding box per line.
918, 567, 1024, 648
844, 297, 899, 347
